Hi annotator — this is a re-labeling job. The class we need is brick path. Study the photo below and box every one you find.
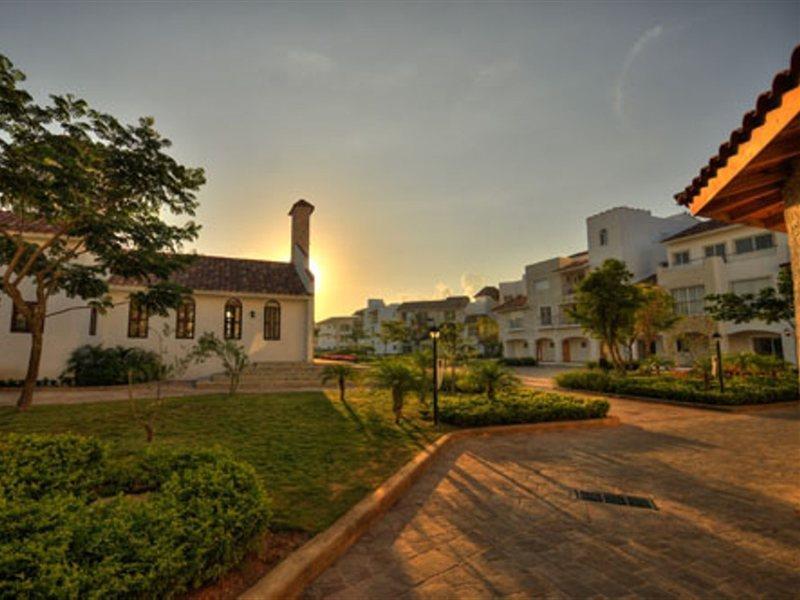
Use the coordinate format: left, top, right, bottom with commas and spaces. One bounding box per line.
306, 398, 800, 598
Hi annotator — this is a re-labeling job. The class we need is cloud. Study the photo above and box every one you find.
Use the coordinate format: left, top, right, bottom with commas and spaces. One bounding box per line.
459, 273, 485, 297
434, 281, 452, 299
613, 24, 663, 120
285, 49, 335, 79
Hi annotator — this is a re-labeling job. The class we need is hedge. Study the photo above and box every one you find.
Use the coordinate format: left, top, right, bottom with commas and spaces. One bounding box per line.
499, 357, 538, 367
439, 390, 609, 427
555, 370, 798, 406
0, 434, 271, 598
62, 344, 162, 387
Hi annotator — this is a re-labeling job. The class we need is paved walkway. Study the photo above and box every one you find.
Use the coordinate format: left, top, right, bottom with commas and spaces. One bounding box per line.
306, 398, 800, 598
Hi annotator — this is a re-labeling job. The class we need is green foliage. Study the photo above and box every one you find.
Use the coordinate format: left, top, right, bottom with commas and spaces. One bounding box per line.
0, 53, 205, 408
191, 332, 250, 395
638, 355, 675, 375
706, 266, 793, 328
464, 360, 520, 400
321, 364, 357, 402
369, 358, 419, 422
379, 320, 415, 351
633, 284, 680, 354
499, 357, 538, 367
556, 370, 797, 405
438, 390, 609, 427
63, 344, 161, 386
0, 435, 270, 598
569, 259, 643, 369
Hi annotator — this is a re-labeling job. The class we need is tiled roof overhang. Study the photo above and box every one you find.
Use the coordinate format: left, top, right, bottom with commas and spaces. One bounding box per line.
674, 45, 800, 232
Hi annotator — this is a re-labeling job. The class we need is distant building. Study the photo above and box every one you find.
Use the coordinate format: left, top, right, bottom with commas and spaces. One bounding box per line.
315, 316, 358, 351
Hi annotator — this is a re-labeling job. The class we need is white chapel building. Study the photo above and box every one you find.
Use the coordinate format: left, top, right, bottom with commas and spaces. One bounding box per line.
0, 200, 316, 380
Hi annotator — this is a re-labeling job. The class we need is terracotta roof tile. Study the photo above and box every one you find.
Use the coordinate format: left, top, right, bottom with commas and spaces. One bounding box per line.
0, 210, 59, 234
492, 295, 528, 313
110, 255, 310, 296
397, 296, 470, 312
675, 45, 800, 207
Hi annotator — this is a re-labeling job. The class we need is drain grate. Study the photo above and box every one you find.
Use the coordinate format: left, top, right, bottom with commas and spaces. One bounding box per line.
574, 489, 658, 510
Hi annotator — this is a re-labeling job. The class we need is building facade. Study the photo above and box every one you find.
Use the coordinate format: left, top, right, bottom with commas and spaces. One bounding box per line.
0, 201, 316, 381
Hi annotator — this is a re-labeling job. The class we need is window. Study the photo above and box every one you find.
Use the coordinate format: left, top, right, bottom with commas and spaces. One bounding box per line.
753, 336, 783, 358
540, 306, 552, 325
735, 233, 775, 254
704, 243, 726, 259
127, 298, 149, 338
444, 310, 455, 322
175, 298, 196, 339
509, 317, 523, 329
599, 228, 608, 246
533, 279, 550, 292
672, 251, 691, 266
89, 307, 98, 336
10, 302, 36, 333
224, 298, 242, 340
671, 286, 705, 316
264, 300, 281, 340
730, 277, 772, 296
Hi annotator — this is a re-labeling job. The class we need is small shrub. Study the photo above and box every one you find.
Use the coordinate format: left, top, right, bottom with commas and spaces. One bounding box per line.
0, 435, 271, 598
439, 391, 608, 427
63, 345, 161, 387
499, 357, 538, 367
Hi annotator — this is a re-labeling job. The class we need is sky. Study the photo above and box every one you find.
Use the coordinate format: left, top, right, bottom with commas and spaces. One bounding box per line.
1, 1, 797, 319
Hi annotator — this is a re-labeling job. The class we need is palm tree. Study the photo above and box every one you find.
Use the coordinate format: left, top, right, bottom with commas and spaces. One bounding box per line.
468, 360, 519, 401
369, 359, 418, 423
410, 350, 431, 406
321, 363, 356, 402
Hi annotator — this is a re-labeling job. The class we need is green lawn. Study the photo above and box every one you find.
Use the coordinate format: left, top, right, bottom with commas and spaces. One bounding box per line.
0, 390, 446, 533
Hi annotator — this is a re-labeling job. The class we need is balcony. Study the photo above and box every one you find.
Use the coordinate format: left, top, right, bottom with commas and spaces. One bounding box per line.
538, 314, 580, 329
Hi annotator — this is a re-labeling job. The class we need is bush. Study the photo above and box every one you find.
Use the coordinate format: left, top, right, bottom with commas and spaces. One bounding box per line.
439, 390, 609, 427
0, 435, 271, 598
499, 357, 538, 367
63, 344, 162, 387
555, 370, 798, 406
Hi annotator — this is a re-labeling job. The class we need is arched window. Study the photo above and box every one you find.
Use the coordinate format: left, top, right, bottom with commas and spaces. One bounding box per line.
599, 228, 608, 246
128, 297, 149, 338
264, 300, 281, 340
175, 297, 196, 339
224, 298, 242, 340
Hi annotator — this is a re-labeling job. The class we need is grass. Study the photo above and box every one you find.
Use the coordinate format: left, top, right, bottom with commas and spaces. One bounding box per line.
0, 389, 447, 533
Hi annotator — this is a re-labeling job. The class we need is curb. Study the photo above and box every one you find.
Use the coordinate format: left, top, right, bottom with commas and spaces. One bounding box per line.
528, 384, 798, 414
239, 415, 620, 600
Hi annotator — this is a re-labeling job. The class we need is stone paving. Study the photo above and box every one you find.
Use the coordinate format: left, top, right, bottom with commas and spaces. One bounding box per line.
306, 398, 800, 599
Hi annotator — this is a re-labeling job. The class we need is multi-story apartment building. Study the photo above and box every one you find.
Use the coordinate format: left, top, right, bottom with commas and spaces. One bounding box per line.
657, 220, 794, 364
494, 207, 699, 363
396, 296, 470, 338
315, 316, 358, 351
358, 298, 402, 355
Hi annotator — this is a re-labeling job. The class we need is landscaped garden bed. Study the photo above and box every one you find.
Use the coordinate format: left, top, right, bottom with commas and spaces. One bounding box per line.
439, 390, 609, 427
556, 367, 797, 406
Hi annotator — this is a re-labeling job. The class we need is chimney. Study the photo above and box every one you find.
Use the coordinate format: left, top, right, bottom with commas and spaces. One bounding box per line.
289, 199, 314, 288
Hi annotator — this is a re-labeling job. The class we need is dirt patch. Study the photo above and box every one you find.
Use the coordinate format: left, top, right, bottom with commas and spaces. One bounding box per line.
184, 529, 312, 600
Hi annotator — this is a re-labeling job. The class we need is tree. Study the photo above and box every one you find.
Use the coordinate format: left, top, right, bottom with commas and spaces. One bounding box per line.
347, 319, 366, 349
633, 284, 680, 358
466, 360, 519, 401
439, 321, 466, 391
409, 349, 432, 406
321, 363, 356, 403
706, 265, 794, 330
568, 259, 643, 370
191, 332, 250, 396
369, 358, 417, 423
0, 54, 205, 410
475, 315, 501, 358
380, 320, 413, 353
128, 324, 192, 443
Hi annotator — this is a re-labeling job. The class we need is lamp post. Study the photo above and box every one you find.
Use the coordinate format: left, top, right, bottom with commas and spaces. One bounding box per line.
712, 332, 724, 393
429, 326, 440, 427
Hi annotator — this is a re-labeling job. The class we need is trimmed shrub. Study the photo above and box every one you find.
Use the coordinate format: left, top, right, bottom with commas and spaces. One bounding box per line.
499, 357, 538, 367
62, 344, 161, 387
439, 390, 609, 427
0, 435, 271, 598
556, 370, 797, 406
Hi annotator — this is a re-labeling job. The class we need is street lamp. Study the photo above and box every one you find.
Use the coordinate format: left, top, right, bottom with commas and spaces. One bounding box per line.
429, 326, 440, 426
712, 332, 724, 393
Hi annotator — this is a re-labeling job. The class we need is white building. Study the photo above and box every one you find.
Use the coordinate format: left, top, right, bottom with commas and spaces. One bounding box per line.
495, 207, 699, 364
657, 219, 794, 365
0, 200, 316, 381
315, 316, 358, 351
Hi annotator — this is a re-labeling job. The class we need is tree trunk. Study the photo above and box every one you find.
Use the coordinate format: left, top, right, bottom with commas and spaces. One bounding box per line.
783, 161, 800, 390
338, 377, 345, 403
144, 421, 154, 443
392, 389, 403, 423
17, 315, 44, 411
